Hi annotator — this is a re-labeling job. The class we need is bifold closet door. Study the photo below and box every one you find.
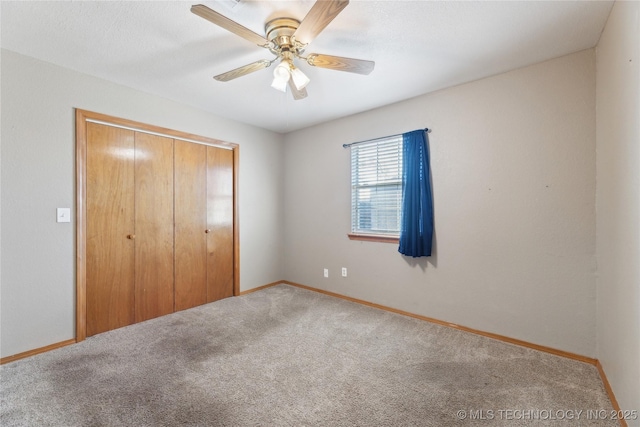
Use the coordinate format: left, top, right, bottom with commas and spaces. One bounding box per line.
174, 140, 208, 311
134, 133, 175, 322
85, 121, 233, 334
207, 146, 234, 302
86, 123, 135, 336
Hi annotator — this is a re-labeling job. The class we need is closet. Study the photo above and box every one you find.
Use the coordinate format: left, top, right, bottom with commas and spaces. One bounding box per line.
82, 115, 236, 338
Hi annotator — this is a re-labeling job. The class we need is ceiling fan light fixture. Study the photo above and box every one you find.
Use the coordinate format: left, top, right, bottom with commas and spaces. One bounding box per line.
192, 2, 374, 100
271, 76, 289, 93
271, 61, 291, 93
290, 66, 310, 90
273, 61, 291, 80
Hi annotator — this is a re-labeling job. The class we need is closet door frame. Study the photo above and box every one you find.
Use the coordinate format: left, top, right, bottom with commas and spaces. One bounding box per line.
75, 109, 239, 342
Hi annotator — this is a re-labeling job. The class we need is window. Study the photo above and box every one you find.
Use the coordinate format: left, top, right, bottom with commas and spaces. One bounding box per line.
350, 136, 403, 240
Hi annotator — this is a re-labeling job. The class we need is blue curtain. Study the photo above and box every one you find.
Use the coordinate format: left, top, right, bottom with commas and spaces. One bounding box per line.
398, 129, 433, 257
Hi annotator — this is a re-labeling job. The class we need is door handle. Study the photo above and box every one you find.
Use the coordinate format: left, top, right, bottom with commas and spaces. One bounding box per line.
205, 229, 211, 234
127, 234, 136, 240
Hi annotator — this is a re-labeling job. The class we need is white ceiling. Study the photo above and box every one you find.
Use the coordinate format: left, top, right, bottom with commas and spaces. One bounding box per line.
1, 0, 613, 133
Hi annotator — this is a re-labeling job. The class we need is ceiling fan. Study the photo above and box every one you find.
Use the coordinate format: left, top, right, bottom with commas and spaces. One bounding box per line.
191, 0, 375, 100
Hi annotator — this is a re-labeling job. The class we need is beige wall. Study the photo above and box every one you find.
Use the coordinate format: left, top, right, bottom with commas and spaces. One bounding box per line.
0, 50, 285, 358
283, 49, 597, 357
596, 1, 640, 422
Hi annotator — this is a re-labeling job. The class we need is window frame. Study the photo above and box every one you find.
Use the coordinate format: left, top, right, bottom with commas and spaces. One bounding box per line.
348, 135, 403, 244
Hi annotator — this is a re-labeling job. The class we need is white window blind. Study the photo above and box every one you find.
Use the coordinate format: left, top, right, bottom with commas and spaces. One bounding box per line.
350, 136, 403, 235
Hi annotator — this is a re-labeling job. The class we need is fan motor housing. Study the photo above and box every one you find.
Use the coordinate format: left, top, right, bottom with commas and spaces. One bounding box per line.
265, 17, 300, 50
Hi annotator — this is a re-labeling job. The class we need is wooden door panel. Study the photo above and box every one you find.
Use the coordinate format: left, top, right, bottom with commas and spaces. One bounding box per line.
86, 123, 135, 336
206, 146, 234, 302
134, 132, 175, 322
174, 140, 208, 311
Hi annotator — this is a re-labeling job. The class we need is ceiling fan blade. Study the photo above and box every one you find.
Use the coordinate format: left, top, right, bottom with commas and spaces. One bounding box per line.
288, 79, 308, 100
307, 54, 375, 75
293, 0, 349, 45
191, 4, 268, 46
214, 60, 272, 82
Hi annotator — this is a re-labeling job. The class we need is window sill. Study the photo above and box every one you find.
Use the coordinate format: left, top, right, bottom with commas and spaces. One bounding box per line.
348, 233, 399, 244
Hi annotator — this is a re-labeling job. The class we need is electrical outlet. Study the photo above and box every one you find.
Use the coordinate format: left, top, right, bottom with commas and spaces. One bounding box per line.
342, 267, 347, 277
323, 268, 329, 278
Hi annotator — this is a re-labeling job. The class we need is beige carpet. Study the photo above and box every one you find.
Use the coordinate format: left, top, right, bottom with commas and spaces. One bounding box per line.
0, 284, 616, 426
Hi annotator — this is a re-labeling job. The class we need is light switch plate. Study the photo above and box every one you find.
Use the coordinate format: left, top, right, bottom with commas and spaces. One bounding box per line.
57, 208, 71, 223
